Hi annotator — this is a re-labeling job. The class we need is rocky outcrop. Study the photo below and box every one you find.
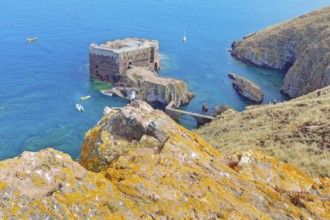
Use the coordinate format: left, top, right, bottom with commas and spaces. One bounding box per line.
231, 6, 330, 97
0, 148, 135, 219
0, 100, 329, 218
79, 100, 329, 219
228, 73, 236, 79
197, 85, 330, 177
116, 67, 194, 107
211, 105, 236, 117
231, 76, 264, 103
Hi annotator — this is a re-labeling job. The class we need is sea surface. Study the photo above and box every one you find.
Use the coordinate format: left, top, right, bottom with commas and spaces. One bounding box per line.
0, 0, 329, 160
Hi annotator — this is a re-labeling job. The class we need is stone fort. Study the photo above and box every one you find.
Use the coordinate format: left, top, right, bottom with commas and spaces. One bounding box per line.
89, 38, 160, 81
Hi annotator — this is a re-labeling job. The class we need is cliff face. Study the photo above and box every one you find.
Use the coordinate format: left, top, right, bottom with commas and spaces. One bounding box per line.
231, 6, 330, 97
1, 101, 329, 218
121, 67, 194, 107
197, 85, 330, 177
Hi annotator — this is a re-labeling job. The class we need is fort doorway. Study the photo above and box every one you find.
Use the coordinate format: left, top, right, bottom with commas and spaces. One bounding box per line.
128, 60, 132, 68
154, 62, 158, 71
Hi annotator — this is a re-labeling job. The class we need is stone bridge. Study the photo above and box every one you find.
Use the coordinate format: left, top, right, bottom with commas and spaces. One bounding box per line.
165, 101, 215, 127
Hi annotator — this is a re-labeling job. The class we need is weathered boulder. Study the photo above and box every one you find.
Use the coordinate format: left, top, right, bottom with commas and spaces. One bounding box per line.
231, 6, 330, 97
120, 67, 194, 107
232, 76, 264, 103
224, 150, 330, 219
78, 100, 328, 219
0, 148, 134, 219
211, 105, 236, 117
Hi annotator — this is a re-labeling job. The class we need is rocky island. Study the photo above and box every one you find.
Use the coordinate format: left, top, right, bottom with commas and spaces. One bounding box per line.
228, 73, 264, 104
0, 100, 329, 219
89, 38, 194, 107
231, 6, 330, 97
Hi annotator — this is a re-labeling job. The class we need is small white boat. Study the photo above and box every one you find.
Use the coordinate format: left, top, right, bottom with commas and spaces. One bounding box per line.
80, 95, 91, 101
27, 37, 38, 42
101, 90, 113, 97
182, 29, 186, 42
76, 104, 85, 112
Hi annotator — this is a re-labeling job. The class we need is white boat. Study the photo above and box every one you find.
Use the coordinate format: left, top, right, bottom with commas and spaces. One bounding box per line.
27, 37, 38, 42
80, 95, 91, 101
101, 90, 114, 97
76, 104, 85, 112
182, 29, 186, 42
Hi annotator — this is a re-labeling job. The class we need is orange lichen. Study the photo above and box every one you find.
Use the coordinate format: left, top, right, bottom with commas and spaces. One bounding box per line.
0, 101, 328, 219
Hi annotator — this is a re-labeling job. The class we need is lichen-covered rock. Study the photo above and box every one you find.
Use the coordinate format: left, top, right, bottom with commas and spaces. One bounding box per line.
79, 100, 328, 219
232, 76, 264, 103
0, 148, 135, 219
231, 6, 330, 98
1, 100, 328, 218
225, 150, 330, 219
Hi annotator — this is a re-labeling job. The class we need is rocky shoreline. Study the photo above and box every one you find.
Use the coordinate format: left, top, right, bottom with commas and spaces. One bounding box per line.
230, 6, 330, 98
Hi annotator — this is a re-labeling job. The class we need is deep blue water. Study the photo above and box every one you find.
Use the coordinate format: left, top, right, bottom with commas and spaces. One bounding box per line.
0, 0, 329, 160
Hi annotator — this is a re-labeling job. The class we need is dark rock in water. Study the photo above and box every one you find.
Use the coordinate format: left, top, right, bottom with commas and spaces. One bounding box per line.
202, 103, 208, 113
228, 73, 236, 79
232, 76, 264, 104
212, 105, 235, 117
230, 6, 330, 98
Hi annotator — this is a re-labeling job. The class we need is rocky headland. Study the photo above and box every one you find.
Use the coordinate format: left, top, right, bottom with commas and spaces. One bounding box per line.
231, 6, 330, 97
0, 100, 329, 218
112, 67, 194, 107
197, 85, 330, 177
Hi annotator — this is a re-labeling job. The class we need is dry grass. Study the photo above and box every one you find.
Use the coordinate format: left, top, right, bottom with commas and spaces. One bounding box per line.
197, 86, 330, 177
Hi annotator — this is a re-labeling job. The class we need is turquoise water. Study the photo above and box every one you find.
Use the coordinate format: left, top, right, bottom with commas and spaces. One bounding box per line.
1, 1, 329, 160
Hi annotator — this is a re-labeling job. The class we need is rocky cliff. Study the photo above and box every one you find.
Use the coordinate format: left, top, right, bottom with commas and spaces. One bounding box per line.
1, 100, 329, 219
231, 6, 330, 97
197, 85, 330, 177
118, 67, 194, 107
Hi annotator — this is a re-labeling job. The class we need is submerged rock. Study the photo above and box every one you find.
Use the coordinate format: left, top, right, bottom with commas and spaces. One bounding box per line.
232, 76, 264, 103
231, 6, 330, 97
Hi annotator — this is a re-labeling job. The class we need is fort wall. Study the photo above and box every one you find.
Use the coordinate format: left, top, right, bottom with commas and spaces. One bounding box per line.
89, 47, 120, 81
89, 38, 160, 82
